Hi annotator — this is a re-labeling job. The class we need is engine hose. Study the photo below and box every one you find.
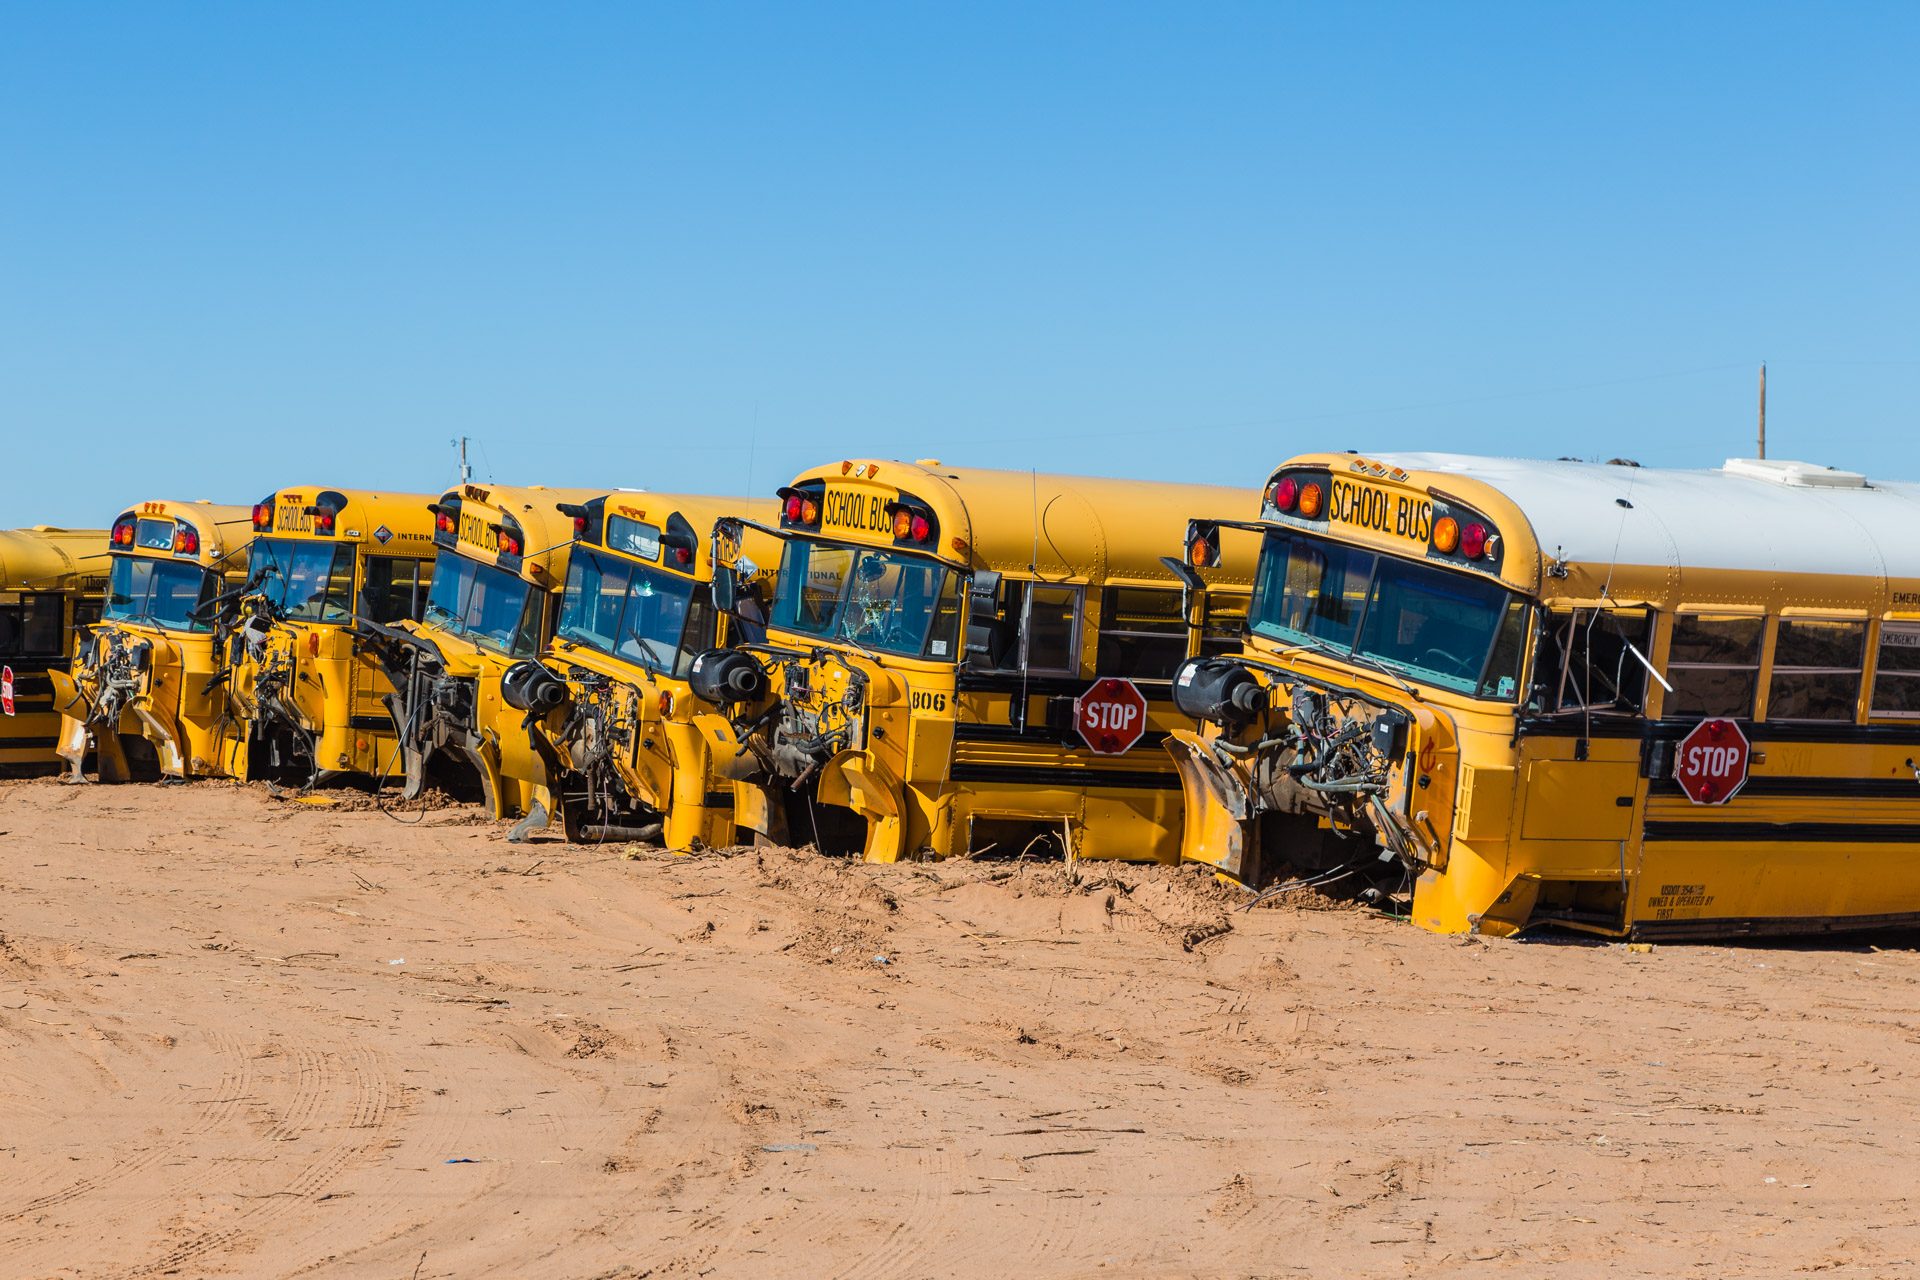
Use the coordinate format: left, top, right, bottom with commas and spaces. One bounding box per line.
1297, 776, 1386, 794
578, 821, 664, 843
1210, 730, 1292, 758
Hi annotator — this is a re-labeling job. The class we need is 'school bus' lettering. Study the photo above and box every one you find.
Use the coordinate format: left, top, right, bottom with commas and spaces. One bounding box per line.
1329, 479, 1432, 547
822, 489, 893, 537
459, 511, 501, 554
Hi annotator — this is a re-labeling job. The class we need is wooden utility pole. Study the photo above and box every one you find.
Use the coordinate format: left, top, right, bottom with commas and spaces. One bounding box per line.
1757, 363, 1767, 459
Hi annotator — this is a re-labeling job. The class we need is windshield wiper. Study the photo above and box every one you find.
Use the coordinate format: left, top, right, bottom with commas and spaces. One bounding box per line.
621, 623, 665, 677
1272, 630, 1421, 701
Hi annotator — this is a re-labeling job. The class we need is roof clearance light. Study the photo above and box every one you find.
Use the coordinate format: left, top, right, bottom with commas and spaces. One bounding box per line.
1272, 476, 1299, 512
1297, 483, 1324, 518
784, 494, 804, 523
1432, 516, 1461, 554
251, 503, 273, 531
173, 525, 200, 555
893, 509, 913, 540
1460, 522, 1489, 559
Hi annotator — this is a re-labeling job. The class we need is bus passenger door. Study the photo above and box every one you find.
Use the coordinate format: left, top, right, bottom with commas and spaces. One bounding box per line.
1502, 608, 1654, 932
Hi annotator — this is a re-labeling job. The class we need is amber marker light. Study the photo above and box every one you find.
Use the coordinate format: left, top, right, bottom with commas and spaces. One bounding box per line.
1432, 516, 1461, 554
1297, 483, 1324, 518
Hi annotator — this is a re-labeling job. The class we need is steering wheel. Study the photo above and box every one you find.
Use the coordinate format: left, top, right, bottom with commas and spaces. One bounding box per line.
1421, 647, 1475, 676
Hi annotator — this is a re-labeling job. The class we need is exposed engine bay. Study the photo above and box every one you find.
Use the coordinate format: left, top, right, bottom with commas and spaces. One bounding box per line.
1170, 657, 1441, 895
352, 617, 481, 798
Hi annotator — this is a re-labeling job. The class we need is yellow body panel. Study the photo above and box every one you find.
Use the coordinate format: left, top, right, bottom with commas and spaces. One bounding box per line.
518, 492, 781, 849
735, 460, 1262, 864
0, 527, 109, 768
60, 501, 253, 781
225, 487, 438, 783
357, 482, 602, 819
1168, 450, 1920, 940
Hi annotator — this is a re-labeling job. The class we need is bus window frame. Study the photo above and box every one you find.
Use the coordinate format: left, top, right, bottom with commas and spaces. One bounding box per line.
1664, 612, 1765, 721
972, 578, 1083, 676
1096, 584, 1189, 684
1870, 619, 1920, 720
1764, 615, 1869, 724
1530, 607, 1653, 718
1249, 527, 1526, 700
764, 529, 968, 663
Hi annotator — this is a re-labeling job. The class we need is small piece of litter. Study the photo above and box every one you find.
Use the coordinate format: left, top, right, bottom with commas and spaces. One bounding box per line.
830, 946, 842, 955
295, 795, 337, 806
1627, 942, 1653, 953
871, 954, 890, 964
389, 959, 405, 965
446, 1158, 480, 1164
1764, 1176, 1777, 1183
761, 1144, 817, 1153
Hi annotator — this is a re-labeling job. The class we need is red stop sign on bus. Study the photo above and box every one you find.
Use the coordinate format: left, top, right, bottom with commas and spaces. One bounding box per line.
1674, 718, 1749, 805
1075, 677, 1149, 755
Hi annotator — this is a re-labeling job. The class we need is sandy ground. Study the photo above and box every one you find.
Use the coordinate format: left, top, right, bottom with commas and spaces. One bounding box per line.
2, 779, 1918, 1278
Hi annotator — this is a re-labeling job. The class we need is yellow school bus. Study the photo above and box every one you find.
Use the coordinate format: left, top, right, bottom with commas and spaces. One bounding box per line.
712, 460, 1259, 862
355, 481, 598, 818
504, 492, 781, 845
54, 501, 252, 781
0, 527, 109, 768
1166, 451, 1920, 940
225, 487, 437, 783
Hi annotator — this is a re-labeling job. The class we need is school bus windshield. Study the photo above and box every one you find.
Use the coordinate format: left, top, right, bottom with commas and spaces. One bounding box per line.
105, 556, 217, 632
772, 541, 962, 660
556, 547, 715, 677
424, 555, 540, 657
249, 538, 356, 623
1249, 529, 1528, 698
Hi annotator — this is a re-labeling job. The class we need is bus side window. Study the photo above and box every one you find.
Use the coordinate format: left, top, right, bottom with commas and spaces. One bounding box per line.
1096, 587, 1187, 681
71, 598, 103, 650
363, 557, 421, 625
1665, 614, 1763, 718
1768, 618, 1866, 721
974, 581, 1079, 673
22, 593, 64, 654
1531, 608, 1651, 714
1200, 592, 1249, 657
1871, 621, 1920, 718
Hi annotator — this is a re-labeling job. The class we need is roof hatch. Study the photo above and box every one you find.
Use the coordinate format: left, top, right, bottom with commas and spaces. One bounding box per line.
1721, 457, 1869, 489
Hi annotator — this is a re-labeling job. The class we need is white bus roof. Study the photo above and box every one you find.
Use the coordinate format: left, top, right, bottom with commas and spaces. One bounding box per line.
1375, 452, 1920, 580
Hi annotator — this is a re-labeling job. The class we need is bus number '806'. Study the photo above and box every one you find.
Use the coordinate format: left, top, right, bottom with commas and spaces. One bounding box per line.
909, 691, 947, 712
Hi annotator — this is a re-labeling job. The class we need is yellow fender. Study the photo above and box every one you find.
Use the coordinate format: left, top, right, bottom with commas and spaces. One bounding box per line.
819, 750, 905, 863
1163, 729, 1258, 882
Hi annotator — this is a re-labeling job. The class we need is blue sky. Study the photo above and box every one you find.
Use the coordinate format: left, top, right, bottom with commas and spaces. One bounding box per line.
2, 3, 1915, 525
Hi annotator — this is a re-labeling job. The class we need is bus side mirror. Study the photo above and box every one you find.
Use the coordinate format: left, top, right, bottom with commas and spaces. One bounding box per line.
712, 563, 737, 614
1159, 556, 1206, 629
963, 571, 1003, 666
